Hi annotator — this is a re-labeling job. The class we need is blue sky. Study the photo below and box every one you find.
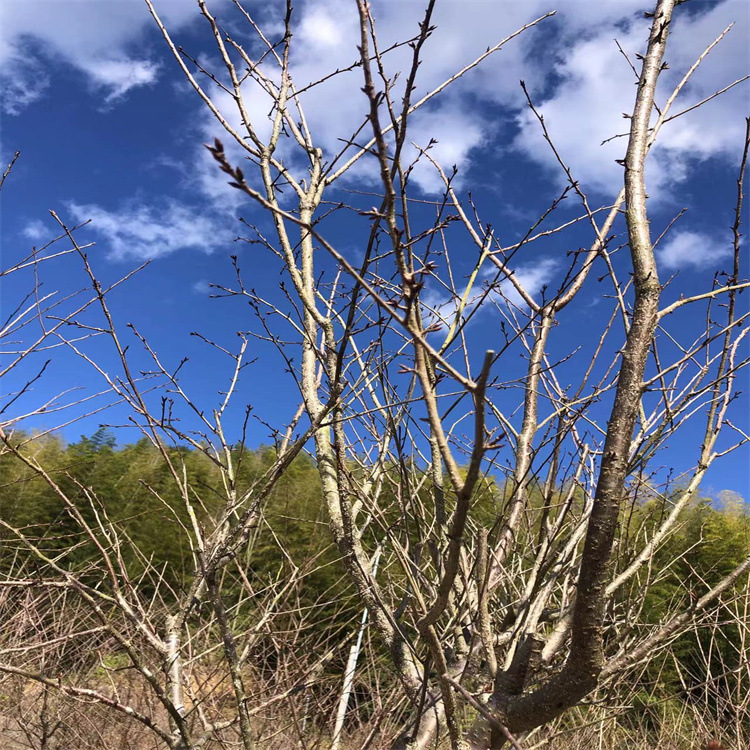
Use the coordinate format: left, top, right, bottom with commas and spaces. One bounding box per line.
1, 0, 748, 498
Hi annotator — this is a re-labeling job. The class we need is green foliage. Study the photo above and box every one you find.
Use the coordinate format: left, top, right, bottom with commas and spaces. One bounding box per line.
0, 431, 352, 622
615, 489, 750, 727
1, 430, 747, 734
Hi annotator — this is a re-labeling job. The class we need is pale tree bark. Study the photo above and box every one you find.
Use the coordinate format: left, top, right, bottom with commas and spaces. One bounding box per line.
2, 1, 748, 749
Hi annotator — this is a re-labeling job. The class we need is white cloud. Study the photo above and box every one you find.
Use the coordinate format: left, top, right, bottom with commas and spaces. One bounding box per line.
67, 201, 230, 261
653, 0, 749, 167
656, 230, 732, 271
22, 219, 48, 242
1, 45, 49, 114
186, 0, 542, 197
78, 59, 160, 106
514, 27, 644, 196
492, 257, 561, 307
186, 0, 746, 201
514, 0, 749, 197
192, 279, 211, 294
301, 6, 346, 48
421, 286, 475, 335
273, 0, 536, 192
0, 0, 208, 113
4, 0, 745, 210
422, 254, 559, 336
407, 102, 490, 193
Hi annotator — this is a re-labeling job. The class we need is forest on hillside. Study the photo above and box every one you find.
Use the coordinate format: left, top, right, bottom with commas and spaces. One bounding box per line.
2, 0, 749, 748
1, 430, 748, 748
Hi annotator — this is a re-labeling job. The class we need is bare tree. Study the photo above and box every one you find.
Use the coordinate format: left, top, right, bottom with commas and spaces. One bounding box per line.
1, 1, 748, 749
1, 159, 370, 747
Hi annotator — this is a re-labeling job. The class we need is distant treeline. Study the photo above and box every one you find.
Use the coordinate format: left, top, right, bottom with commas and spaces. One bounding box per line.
1, 427, 748, 723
